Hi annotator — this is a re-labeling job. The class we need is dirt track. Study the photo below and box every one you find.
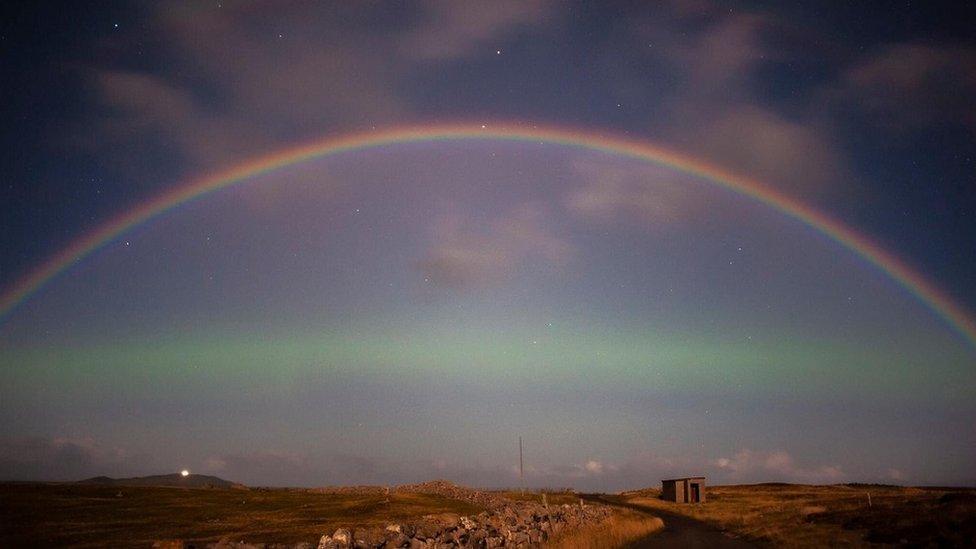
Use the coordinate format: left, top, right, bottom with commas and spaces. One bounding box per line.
586, 495, 755, 548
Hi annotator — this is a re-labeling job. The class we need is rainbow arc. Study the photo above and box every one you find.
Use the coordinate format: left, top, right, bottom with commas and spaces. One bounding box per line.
1, 123, 974, 347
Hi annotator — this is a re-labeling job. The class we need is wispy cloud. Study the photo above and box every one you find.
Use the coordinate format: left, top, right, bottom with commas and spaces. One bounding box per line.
566, 160, 699, 227
584, 459, 605, 474
0, 436, 154, 481
87, 3, 407, 172
419, 202, 574, 289
83, 1, 559, 176
686, 105, 853, 199
715, 449, 844, 484
627, 4, 856, 200
886, 467, 906, 482
832, 43, 976, 133
400, 0, 556, 60
0, 437, 916, 490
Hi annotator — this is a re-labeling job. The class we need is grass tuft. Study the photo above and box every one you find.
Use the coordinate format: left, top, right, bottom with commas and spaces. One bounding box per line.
546, 509, 664, 548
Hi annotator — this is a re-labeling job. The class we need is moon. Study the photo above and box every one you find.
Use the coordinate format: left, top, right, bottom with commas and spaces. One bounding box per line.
181, 469, 189, 477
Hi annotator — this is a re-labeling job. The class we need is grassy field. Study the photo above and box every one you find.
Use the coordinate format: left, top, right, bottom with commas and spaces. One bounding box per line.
622, 483, 976, 546
7, 482, 970, 547
0, 483, 482, 548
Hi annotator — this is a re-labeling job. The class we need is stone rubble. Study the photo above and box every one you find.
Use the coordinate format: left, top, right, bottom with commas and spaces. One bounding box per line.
393, 480, 508, 510
313, 482, 611, 548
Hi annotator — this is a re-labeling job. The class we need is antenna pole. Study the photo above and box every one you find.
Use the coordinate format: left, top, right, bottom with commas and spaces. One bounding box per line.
519, 436, 524, 495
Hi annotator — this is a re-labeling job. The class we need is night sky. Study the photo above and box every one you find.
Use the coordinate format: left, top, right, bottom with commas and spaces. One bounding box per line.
1, 1, 974, 490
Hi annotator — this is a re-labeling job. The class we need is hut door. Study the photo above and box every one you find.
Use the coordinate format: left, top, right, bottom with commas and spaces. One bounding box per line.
690, 483, 700, 503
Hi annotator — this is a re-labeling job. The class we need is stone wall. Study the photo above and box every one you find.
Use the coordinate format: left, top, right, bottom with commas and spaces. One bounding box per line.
316, 500, 610, 548
313, 481, 611, 548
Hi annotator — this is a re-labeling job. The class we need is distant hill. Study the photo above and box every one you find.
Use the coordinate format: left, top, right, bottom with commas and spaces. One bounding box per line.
78, 473, 245, 489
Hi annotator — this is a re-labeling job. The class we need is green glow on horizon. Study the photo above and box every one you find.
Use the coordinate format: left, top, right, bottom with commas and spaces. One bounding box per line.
3, 325, 972, 405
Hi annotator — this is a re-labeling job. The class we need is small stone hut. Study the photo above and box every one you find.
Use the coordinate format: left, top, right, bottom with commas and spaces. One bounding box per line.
661, 477, 705, 503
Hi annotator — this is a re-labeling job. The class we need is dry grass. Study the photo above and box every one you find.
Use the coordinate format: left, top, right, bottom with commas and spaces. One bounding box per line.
546, 509, 663, 549
0, 482, 482, 548
622, 484, 976, 547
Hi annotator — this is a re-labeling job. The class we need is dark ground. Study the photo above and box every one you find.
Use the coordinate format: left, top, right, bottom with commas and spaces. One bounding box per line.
624, 509, 755, 548
0, 482, 481, 548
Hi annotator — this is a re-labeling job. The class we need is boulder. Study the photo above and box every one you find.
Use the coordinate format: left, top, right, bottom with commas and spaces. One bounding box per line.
330, 529, 351, 547
382, 533, 407, 548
